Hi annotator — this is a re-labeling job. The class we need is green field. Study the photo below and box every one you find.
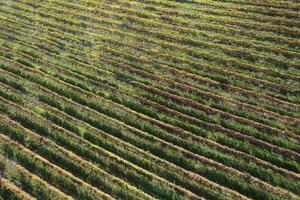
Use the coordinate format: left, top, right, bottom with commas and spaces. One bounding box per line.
0, 0, 299, 199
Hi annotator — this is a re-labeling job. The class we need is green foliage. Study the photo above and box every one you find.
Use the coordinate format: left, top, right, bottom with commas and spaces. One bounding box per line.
0, 0, 299, 199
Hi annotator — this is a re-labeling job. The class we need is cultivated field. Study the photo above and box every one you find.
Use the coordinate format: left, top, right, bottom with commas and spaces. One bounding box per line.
0, 0, 299, 199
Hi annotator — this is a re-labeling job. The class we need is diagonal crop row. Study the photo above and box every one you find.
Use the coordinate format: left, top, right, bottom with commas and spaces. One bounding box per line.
1, 8, 298, 109
0, 62, 298, 198
0, 18, 298, 141
2, 74, 300, 195
1, 4, 298, 106
0, 53, 298, 173
0, 38, 300, 180
0, 80, 258, 200
0, 154, 73, 200
0, 178, 36, 200
3, 1, 300, 93
1, 59, 298, 183
11, 0, 300, 81
1, 40, 298, 175
44, 0, 300, 72
1, 20, 299, 126
1, 38, 298, 152
0, 112, 159, 200
0, 90, 245, 200
0, 80, 292, 200
0, 134, 115, 200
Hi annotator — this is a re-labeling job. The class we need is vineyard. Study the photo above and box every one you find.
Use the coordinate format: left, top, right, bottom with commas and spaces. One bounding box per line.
0, 0, 299, 199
